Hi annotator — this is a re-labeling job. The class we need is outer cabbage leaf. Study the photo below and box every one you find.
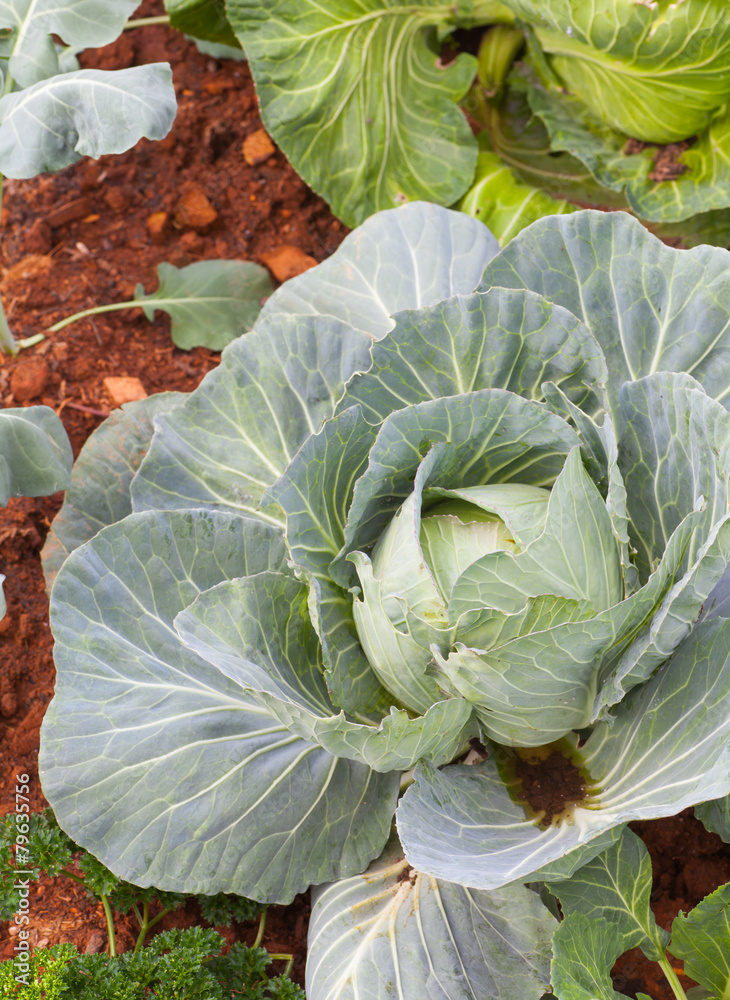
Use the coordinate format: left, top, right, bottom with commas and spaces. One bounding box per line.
251, 406, 390, 718
41, 393, 185, 589
550, 915, 631, 1000
0, 0, 139, 88
0, 404, 72, 505
175, 572, 476, 771
226, 0, 480, 226
40, 510, 398, 902
306, 832, 555, 1000
502, 0, 730, 143
695, 795, 730, 842
619, 374, 730, 575
1, 404, 71, 619
546, 828, 669, 962
478, 210, 730, 422
0, 65, 176, 177
703, 563, 730, 621
397, 617, 730, 889
670, 883, 730, 999
259, 202, 499, 335
134, 202, 496, 521
337, 286, 607, 426
584, 376, 730, 718
132, 315, 372, 524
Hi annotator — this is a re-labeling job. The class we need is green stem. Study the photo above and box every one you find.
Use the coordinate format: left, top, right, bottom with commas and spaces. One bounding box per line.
59, 870, 85, 884
658, 955, 689, 1000
59, 870, 117, 956
125, 15, 171, 30
269, 954, 294, 978
47, 300, 140, 333
145, 906, 173, 933
132, 900, 174, 953
101, 894, 117, 958
16, 333, 45, 349
253, 908, 267, 950
133, 901, 148, 954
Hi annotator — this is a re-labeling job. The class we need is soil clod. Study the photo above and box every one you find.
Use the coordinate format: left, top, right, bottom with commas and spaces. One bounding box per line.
624, 136, 695, 182
495, 738, 593, 826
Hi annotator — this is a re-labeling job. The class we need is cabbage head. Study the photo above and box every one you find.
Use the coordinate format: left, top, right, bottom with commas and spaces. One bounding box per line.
507, 0, 730, 144
39, 204, 730, 998
474, 0, 730, 230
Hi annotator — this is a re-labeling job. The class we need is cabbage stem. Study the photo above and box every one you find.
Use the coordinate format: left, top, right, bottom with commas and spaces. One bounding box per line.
400, 770, 415, 793
47, 300, 142, 332
658, 955, 689, 1000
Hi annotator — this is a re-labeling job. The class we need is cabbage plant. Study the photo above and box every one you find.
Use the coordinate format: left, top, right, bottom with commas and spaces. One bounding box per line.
40, 203, 730, 996
227, 0, 730, 244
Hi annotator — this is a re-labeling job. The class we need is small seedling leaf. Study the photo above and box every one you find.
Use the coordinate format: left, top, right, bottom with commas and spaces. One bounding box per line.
134, 260, 273, 350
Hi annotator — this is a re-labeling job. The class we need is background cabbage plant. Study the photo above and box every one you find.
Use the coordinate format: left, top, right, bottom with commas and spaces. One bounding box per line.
225, 0, 730, 243
40, 203, 730, 996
